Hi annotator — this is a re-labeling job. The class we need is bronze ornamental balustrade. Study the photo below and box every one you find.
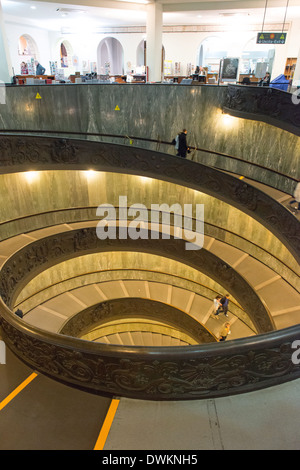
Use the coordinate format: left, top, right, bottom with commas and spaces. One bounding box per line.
223, 84, 300, 136
1, 303, 300, 401
0, 135, 299, 400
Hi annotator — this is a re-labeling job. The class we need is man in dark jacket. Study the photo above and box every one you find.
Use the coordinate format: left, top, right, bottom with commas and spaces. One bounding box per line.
178, 129, 190, 158
35, 61, 46, 75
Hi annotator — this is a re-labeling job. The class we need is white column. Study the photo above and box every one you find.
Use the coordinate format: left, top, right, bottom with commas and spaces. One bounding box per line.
146, 2, 163, 82
0, 0, 12, 83
292, 47, 300, 88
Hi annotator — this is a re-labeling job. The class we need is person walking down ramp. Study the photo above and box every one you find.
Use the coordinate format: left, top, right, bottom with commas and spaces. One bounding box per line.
219, 322, 231, 342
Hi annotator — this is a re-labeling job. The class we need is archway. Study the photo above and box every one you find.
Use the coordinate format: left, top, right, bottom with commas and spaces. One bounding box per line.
241, 36, 275, 78
97, 37, 124, 76
18, 34, 39, 75
57, 39, 74, 69
197, 36, 226, 72
136, 40, 165, 73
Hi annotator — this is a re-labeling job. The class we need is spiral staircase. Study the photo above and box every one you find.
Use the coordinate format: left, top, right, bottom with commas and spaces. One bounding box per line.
0, 83, 299, 449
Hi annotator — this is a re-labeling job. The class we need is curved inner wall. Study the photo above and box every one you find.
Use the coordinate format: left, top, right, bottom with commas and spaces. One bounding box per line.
0, 168, 298, 343
0, 171, 297, 276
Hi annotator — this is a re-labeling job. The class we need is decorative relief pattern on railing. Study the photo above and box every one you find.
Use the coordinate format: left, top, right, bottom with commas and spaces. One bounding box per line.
1, 311, 300, 400
223, 85, 300, 136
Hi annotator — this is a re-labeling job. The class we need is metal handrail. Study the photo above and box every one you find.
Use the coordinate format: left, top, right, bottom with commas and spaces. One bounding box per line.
0, 129, 297, 188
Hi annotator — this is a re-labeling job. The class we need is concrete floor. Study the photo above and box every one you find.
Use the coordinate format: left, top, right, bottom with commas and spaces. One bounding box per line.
105, 379, 300, 450
1, 337, 300, 450
0, 346, 111, 450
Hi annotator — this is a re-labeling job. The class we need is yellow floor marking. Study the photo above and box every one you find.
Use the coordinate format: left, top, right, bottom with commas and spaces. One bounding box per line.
0, 373, 38, 412
94, 398, 120, 450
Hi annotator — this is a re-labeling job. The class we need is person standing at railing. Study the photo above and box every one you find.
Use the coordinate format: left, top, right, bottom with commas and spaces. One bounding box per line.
178, 129, 190, 158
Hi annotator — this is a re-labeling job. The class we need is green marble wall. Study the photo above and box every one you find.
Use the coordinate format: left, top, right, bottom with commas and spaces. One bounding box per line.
1, 84, 299, 193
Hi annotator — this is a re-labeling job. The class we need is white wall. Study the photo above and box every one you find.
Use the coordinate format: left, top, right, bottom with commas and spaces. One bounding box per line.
5, 22, 51, 76
48, 31, 145, 75
3, 18, 300, 81
0, 0, 12, 82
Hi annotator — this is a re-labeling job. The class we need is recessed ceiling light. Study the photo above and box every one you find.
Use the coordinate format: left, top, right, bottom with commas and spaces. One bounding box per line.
56, 8, 87, 14
30, 5, 36, 9
118, 0, 149, 4
219, 12, 250, 17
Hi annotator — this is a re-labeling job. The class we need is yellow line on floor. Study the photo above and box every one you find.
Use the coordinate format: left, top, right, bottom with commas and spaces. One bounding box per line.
94, 398, 120, 450
0, 373, 38, 412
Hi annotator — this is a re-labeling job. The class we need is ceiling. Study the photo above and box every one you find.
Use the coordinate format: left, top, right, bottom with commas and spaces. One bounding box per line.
2, 0, 300, 31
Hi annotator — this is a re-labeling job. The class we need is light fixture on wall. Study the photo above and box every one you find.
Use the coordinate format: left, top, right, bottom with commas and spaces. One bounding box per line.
83, 169, 96, 179
221, 112, 237, 127
140, 176, 152, 183
24, 171, 39, 184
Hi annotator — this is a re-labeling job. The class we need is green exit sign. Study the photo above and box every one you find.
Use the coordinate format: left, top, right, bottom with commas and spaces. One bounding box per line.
257, 32, 287, 44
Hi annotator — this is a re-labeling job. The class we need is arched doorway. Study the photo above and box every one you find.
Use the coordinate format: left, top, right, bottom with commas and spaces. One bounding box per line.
136, 40, 165, 73
18, 34, 39, 74
197, 36, 226, 70
57, 40, 73, 69
97, 37, 124, 75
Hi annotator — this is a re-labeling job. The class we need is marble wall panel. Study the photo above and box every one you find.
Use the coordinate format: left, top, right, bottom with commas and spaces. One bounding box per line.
1, 84, 298, 192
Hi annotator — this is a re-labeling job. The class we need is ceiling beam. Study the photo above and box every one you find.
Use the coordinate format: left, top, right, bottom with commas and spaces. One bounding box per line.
26, 0, 148, 12
161, 0, 298, 6
162, 0, 300, 13
16, 0, 300, 13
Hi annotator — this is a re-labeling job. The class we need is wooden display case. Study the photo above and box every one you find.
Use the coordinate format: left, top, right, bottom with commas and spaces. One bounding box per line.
284, 58, 297, 80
